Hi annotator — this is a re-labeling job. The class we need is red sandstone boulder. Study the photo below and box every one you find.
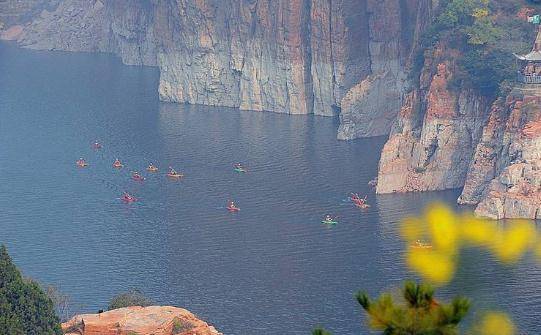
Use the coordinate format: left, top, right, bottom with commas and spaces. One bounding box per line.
62, 306, 221, 335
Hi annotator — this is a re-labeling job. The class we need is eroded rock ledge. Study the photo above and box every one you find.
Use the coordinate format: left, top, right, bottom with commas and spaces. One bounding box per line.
62, 306, 221, 335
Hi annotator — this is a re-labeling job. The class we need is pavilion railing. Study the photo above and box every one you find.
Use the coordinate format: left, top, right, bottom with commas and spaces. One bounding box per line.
518, 73, 541, 84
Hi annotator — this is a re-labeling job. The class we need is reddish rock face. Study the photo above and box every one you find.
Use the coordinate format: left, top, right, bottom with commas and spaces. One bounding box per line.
376, 46, 490, 194
424, 63, 457, 119
459, 93, 541, 219
62, 306, 221, 335
0, 25, 23, 40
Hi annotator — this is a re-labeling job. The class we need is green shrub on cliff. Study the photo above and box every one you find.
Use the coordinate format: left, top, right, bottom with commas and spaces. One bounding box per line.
413, 0, 538, 97
108, 289, 153, 310
172, 317, 195, 334
0, 245, 62, 335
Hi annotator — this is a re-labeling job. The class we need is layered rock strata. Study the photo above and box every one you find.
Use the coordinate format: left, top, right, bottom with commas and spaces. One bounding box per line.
3, 0, 430, 135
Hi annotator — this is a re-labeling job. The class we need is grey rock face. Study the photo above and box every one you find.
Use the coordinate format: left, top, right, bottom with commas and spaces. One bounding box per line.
17, 0, 156, 65
0, 0, 58, 27
10, 0, 429, 136
337, 65, 407, 139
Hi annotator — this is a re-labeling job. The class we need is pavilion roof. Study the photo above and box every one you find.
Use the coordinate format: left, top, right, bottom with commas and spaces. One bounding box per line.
514, 51, 541, 61
515, 25, 541, 61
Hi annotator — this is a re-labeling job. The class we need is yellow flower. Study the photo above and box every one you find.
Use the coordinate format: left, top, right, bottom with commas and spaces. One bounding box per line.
476, 312, 515, 335
460, 216, 497, 246
407, 249, 454, 285
426, 204, 458, 254
402, 204, 538, 284
400, 217, 426, 242
489, 221, 536, 263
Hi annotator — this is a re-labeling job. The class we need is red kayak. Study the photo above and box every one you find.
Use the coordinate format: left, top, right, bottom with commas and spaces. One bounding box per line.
76, 159, 88, 167
351, 198, 363, 205
227, 206, 240, 212
350, 194, 367, 205
355, 202, 370, 209
92, 142, 102, 150
131, 173, 145, 181
121, 193, 137, 203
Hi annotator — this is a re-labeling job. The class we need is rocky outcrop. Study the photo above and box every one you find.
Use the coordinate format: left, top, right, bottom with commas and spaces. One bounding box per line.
15, 0, 156, 66
376, 47, 490, 193
459, 92, 541, 219
5, 0, 430, 135
1, 25, 24, 40
374, 4, 541, 219
337, 0, 432, 138
62, 306, 221, 335
0, 0, 57, 27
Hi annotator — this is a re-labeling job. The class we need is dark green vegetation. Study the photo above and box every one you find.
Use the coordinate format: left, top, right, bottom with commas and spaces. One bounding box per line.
172, 317, 195, 334
108, 289, 153, 310
314, 281, 470, 335
312, 327, 333, 335
414, 0, 541, 97
0, 245, 61, 335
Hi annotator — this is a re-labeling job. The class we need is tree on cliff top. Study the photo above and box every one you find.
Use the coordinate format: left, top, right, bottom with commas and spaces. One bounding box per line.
0, 245, 62, 335
108, 289, 153, 310
413, 0, 536, 97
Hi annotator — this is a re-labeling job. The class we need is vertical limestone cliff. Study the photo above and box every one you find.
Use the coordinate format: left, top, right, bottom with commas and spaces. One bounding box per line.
459, 91, 541, 219
156, 0, 317, 113
376, 46, 490, 193
337, 0, 433, 138
6, 0, 430, 129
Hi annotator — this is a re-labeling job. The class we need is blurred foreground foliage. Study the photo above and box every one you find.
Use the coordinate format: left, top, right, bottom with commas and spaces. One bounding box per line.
402, 203, 538, 286
357, 281, 469, 335
314, 203, 533, 334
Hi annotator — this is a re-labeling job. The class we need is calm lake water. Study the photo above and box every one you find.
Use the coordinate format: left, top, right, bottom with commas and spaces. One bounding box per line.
1, 42, 541, 334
